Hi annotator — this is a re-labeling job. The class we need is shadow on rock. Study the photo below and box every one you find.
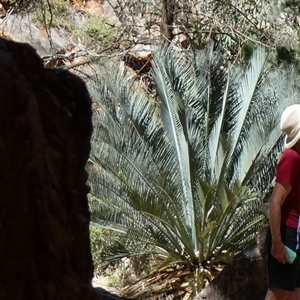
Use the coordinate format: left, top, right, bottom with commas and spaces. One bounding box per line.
195, 226, 269, 300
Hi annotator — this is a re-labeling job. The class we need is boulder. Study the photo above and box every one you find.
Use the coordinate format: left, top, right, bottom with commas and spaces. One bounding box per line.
195, 226, 269, 300
0, 37, 97, 300
0, 14, 73, 57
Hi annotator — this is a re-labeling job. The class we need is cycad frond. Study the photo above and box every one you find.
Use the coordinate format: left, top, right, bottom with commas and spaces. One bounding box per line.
87, 45, 299, 298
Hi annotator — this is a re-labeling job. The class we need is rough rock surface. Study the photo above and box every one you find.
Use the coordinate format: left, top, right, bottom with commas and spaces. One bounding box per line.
0, 14, 73, 57
0, 37, 97, 300
195, 226, 269, 300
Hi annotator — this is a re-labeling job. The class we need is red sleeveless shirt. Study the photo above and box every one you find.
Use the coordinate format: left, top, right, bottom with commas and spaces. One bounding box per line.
276, 147, 300, 229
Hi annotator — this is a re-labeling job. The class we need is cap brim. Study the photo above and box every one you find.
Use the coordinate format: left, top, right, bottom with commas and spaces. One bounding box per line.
285, 130, 300, 148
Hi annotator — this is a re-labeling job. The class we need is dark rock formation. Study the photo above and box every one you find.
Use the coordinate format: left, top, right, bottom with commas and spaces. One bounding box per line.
195, 226, 269, 300
0, 37, 97, 300
94, 287, 132, 300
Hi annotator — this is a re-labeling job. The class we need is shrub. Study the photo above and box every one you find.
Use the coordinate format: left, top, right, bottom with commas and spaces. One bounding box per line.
33, 0, 72, 28
82, 16, 118, 47
90, 226, 105, 277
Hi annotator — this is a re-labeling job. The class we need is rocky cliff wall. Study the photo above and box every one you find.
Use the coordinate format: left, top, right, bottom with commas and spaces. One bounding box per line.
0, 37, 97, 300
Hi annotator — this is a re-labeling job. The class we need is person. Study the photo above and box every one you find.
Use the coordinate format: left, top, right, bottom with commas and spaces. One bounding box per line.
265, 104, 300, 300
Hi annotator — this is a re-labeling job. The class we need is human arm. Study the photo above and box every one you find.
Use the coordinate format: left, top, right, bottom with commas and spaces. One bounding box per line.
269, 182, 291, 264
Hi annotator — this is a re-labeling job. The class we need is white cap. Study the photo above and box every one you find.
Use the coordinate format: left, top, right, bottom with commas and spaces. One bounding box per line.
280, 104, 300, 148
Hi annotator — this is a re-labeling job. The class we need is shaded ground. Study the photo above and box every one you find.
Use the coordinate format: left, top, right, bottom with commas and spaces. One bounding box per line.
93, 276, 131, 300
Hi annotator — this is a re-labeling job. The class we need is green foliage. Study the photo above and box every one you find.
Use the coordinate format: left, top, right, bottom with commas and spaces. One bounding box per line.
106, 268, 129, 288
89, 223, 128, 276
33, 0, 71, 28
90, 226, 104, 277
87, 47, 299, 292
276, 46, 296, 64
265, 46, 300, 70
86, 45, 299, 297
106, 266, 136, 288
82, 16, 118, 47
284, 0, 300, 14
26, 0, 120, 54
10, 0, 300, 67
90, 224, 152, 284
7, 0, 42, 13
242, 43, 256, 62
267, 50, 277, 64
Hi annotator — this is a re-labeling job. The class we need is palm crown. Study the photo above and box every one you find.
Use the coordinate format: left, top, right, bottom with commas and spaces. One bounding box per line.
87, 45, 298, 298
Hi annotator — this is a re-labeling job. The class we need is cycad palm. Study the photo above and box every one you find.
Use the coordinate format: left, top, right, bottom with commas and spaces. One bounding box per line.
87, 46, 297, 299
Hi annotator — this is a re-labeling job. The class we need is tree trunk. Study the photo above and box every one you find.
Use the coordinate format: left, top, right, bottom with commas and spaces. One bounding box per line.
161, 0, 175, 41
